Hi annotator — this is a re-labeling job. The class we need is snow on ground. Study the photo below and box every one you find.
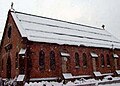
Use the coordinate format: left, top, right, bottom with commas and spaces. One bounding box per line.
24, 82, 120, 86
24, 76, 120, 86
25, 81, 63, 86
99, 83, 120, 86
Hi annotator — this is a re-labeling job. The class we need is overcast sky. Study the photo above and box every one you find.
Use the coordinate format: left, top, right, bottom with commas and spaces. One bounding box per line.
0, 0, 120, 40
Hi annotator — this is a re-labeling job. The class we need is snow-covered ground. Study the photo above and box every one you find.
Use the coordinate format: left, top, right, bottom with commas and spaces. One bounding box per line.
24, 76, 120, 86
24, 82, 120, 86
99, 83, 120, 86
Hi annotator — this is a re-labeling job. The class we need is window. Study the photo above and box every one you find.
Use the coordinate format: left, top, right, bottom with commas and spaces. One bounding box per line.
19, 55, 25, 74
39, 50, 45, 70
15, 52, 18, 68
83, 53, 87, 67
50, 51, 56, 70
75, 52, 80, 68
106, 54, 110, 66
101, 54, 105, 67
8, 26, 12, 38
95, 58, 99, 67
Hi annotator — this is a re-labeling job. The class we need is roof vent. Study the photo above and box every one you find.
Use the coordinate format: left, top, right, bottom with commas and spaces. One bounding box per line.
102, 25, 105, 29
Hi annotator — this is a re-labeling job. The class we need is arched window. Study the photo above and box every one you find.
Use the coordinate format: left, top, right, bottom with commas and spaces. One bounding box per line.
101, 54, 105, 67
39, 50, 45, 70
8, 26, 12, 38
83, 53, 87, 67
75, 52, 80, 68
106, 54, 110, 66
50, 51, 56, 70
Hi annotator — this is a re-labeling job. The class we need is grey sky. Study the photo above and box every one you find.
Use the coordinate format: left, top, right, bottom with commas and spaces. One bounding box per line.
0, 0, 120, 39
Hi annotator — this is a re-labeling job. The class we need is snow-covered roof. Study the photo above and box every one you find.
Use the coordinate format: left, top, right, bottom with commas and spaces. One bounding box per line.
10, 10, 120, 49
102, 73, 114, 76
61, 52, 70, 57
17, 74, 25, 81
73, 75, 91, 78
19, 48, 26, 55
30, 77, 58, 81
62, 73, 73, 79
93, 72, 102, 77
90, 52, 98, 58
113, 54, 119, 58
115, 70, 120, 75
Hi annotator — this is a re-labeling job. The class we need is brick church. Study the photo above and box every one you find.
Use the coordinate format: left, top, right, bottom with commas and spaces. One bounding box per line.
0, 9, 120, 81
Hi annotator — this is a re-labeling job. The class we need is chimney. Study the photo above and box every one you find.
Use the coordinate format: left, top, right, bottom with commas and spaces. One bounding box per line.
102, 25, 105, 29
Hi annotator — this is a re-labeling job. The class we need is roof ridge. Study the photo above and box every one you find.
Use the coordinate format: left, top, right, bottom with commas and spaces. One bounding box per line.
10, 10, 103, 30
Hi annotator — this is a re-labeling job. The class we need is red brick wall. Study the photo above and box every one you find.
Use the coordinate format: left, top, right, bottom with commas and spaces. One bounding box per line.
28, 42, 120, 78
0, 12, 23, 78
